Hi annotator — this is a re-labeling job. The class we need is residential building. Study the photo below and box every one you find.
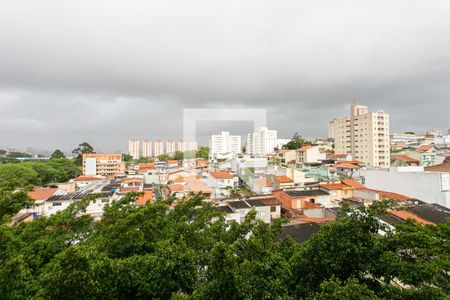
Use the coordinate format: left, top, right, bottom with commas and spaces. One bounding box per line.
177, 140, 186, 152
361, 166, 450, 208
391, 154, 420, 166
154, 140, 164, 157
405, 145, 436, 167
128, 139, 140, 159
272, 149, 296, 166
166, 140, 176, 154
330, 104, 390, 167
273, 188, 331, 209
82, 153, 126, 177
209, 131, 242, 159
216, 195, 282, 224
296, 145, 326, 165
142, 140, 152, 157
246, 127, 279, 156
188, 140, 198, 151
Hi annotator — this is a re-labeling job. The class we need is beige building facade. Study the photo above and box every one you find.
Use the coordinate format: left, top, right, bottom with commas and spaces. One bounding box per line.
330, 104, 390, 167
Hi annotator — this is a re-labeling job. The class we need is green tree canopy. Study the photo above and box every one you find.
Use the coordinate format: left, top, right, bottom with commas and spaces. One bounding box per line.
282, 132, 312, 150
72, 142, 94, 165
0, 194, 448, 299
196, 146, 209, 160
50, 149, 66, 159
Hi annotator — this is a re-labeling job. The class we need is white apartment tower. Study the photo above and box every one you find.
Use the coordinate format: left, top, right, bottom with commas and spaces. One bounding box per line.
177, 140, 186, 152
128, 139, 140, 159
188, 140, 198, 151
166, 140, 176, 154
330, 104, 390, 167
154, 140, 164, 157
142, 140, 152, 157
209, 131, 242, 158
246, 127, 278, 156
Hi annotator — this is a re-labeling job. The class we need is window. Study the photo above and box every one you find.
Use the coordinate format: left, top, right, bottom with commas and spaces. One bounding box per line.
310, 198, 315, 203
270, 206, 277, 212
53, 202, 62, 206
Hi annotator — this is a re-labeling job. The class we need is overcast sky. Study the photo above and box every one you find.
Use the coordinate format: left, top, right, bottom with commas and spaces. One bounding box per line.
1, 1, 449, 153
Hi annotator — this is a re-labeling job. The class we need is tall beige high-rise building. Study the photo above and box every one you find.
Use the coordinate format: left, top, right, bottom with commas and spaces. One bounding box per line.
166, 140, 176, 154
142, 140, 152, 157
330, 104, 390, 167
154, 140, 164, 157
128, 139, 140, 159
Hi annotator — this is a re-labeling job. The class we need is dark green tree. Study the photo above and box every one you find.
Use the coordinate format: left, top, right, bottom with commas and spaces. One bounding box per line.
282, 133, 312, 150
50, 149, 66, 159
196, 146, 209, 160
72, 142, 94, 165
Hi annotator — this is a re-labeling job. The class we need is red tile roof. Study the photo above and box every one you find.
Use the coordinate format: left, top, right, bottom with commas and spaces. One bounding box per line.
335, 163, 360, 169
320, 183, 350, 190
364, 189, 413, 201
299, 145, 313, 151
392, 154, 419, 163
342, 179, 366, 189
121, 177, 144, 183
210, 172, 233, 179
135, 191, 154, 206
416, 145, 433, 152
27, 188, 58, 201
425, 162, 450, 173
73, 176, 103, 182
274, 176, 294, 183
169, 184, 184, 191
389, 210, 434, 225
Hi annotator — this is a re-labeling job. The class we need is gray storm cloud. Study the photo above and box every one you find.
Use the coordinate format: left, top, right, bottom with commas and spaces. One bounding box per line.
0, 0, 449, 151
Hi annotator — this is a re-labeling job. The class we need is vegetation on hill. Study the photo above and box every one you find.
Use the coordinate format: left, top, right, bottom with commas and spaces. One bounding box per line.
0, 193, 448, 299
0, 158, 81, 221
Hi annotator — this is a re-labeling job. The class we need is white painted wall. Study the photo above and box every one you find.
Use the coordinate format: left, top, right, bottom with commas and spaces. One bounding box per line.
361, 167, 450, 208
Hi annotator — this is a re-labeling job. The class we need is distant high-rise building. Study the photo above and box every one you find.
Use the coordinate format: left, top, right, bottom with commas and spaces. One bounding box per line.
154, 140, 164, 157
329, 104, 390, 167
142, 140, 152, 157
188, 140, 198, 151
128, 139, 140, 159
166, 140, 176, 154
209, 131, 241, 158
177, 140, 186, 152
246, 127, 278, 156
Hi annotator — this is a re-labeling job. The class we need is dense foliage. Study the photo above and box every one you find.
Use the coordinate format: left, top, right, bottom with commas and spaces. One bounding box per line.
0, 158, 81, 220
0, 193, 448, 299
72, 142, 95, 165
282, 133, 312, 150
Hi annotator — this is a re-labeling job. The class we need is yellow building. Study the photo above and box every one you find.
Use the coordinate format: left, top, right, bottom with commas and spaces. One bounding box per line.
82, 153, 126, 177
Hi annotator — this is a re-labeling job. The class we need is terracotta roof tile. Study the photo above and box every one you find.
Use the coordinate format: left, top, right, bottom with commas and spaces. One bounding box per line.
169, 184, 184, 191
27, 188, 58, 201
73, 176, 103, 182
392, 154, 419, 163
416, 145, 433, 152
135, 191, 154, 206
274, 175, 294, 183
425, 162, 450, 173
319, 183, 350, 190
210, 172, 233, 179
389, 210, 434, 225
342, 179, 365, 189
335, 163, 360, 169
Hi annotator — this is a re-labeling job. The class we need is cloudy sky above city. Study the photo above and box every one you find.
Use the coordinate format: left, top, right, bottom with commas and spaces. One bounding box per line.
1, 0, 449, 152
